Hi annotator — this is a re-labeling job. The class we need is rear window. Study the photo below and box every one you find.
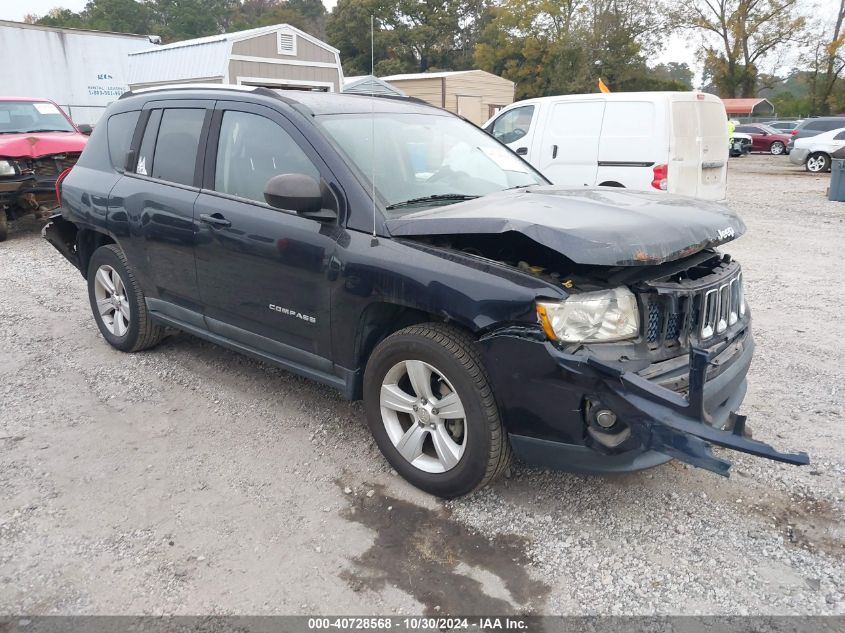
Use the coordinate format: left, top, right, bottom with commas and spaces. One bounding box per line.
151, 109, 206, 186
106, 111, 139, 171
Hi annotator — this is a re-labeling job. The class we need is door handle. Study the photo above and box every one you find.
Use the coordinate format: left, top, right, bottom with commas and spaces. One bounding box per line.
199, 213, 231, 228
515, 147, 528, 156
552, 145, 558, 159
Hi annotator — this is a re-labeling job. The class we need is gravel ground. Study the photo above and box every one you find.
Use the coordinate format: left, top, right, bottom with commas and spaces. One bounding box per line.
0, 154, 843, 616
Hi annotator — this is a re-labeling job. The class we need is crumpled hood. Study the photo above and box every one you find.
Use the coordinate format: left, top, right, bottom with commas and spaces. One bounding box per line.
386, 186, 746, 266
0, 131, 88, 159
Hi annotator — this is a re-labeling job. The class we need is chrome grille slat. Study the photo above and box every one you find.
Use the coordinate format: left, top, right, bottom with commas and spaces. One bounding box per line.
643, 264, 744, 347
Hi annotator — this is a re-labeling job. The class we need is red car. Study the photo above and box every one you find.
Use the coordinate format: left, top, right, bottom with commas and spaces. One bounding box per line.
0, 97, 89, 241
734, 123, 791, 155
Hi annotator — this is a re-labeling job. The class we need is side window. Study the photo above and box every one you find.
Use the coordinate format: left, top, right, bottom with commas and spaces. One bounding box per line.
490, 106, 535, 144
735, 125, 753, 133
135, 109, 161, 176
835, 131, 845, 140
213, 110, 319, 204
106, 111, 140, 171
823, 120, 844, 131
151, 108, 206, 186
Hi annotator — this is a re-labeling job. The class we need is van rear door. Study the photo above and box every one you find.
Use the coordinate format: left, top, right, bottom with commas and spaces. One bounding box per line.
537, 100, 605, 187
669, 96, 728, 201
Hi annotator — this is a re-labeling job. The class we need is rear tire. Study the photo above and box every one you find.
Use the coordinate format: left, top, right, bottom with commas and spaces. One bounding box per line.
806, 152, 831, 173
0, 208, 7, 242
87, 244, 165, 352
770, 141, 785, 155
363, 323, 511, 498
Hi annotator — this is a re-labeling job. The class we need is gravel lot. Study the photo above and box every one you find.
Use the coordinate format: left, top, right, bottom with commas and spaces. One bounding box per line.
1, 154, 843, 616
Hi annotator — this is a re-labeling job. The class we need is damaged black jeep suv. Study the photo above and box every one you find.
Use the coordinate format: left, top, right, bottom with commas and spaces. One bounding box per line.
44, 86, 807, 497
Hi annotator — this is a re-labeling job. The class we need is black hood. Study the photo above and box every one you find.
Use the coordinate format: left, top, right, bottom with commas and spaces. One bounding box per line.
385, 186, 746, 267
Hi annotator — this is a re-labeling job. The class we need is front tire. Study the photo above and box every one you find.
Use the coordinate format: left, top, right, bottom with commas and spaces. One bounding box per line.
363, 323, 511, 498
770, 141, 786, 155
87, 244, 165, 352
806, 152, 831, 173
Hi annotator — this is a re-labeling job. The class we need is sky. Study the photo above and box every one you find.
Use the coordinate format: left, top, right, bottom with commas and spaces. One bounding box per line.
0, 0, 830, 86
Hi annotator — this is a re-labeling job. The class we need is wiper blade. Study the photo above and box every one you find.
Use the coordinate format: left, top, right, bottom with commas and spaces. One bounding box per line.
23, 129, 73, 133
385, 194, 479, 210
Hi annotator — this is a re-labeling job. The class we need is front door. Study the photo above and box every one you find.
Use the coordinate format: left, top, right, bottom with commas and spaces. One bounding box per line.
193, 102, 338, 365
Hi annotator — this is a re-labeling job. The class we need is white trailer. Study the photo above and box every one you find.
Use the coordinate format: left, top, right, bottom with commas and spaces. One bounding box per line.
0, 20, 158, 125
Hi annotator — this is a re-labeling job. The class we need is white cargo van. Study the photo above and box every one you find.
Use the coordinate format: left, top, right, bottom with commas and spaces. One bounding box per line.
482, 92, 728, 201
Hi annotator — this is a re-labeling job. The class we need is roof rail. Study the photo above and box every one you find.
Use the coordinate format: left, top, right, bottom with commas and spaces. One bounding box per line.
119, 83, 279, 99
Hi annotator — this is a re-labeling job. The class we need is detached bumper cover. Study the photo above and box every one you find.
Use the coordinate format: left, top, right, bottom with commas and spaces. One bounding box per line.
578, 346, 809, 474
482, 331, 809, 476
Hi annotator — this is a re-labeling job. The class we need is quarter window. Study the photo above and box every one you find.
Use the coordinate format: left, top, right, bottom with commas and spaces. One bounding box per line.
213, 110, 319, 204
106, 111, 140, 171
490, 106, 535, 144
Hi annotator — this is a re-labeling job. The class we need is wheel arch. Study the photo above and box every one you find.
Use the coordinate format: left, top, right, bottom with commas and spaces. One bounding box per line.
77, 228, 117, 278
350, 301, 480, 398
598, 181, 625, 188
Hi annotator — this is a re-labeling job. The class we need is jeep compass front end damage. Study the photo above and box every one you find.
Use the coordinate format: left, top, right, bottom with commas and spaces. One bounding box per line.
389, 187, 809, 475
43, 88, 805, 497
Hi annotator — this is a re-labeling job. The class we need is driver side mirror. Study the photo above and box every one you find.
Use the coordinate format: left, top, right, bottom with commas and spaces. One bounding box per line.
77, 124, 93, 136
264, 173, 337, 220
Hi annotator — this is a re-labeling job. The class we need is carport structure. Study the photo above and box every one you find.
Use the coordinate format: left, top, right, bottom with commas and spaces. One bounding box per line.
127, 24, 343, 92
722, 98, 775, 119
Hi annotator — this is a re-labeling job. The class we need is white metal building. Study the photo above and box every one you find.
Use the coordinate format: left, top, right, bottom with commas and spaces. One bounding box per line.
0, 20, 158, 124
128, 24, 344, 92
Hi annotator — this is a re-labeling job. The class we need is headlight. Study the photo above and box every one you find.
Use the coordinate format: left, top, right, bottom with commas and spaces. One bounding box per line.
537, 287, 640, 343
0, 160, 19, 177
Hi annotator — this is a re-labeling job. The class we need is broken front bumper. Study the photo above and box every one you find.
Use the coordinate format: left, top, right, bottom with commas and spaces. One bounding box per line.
480, 331, 809, 476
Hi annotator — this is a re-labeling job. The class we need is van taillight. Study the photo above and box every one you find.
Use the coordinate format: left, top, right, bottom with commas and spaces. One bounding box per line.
652, 164, 668, 191
791, 129, 798, 135
55, 167, 72, 207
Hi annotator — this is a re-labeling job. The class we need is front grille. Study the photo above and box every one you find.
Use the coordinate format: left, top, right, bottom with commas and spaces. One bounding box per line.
23, 154, 80, 180
641, 258, 745, 348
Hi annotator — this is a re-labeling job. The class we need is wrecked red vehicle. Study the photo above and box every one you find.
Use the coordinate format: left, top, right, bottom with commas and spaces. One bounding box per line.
0, 97, 88, 241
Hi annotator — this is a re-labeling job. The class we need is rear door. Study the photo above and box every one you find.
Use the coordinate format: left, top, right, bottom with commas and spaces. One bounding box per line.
669, 97, 728, 201
193, 101, 339, 366
538, 99, 605, 186
107, 99, 213, 313
736, 125, 765, 151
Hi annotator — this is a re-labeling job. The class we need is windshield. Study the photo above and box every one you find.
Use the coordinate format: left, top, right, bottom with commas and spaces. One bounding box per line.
318, 112, 546, 213
0, 101, 76, 134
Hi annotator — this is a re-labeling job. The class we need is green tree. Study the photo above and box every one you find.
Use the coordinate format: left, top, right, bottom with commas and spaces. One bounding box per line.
651, 62, 694, 89
672, 0, 805, 98
85, 0, 155, 34
474, 0, 668, 99
326, 0, 482, 76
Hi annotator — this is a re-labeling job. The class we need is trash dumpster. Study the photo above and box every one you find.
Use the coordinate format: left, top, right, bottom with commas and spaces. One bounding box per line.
830, 157, 845, 202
